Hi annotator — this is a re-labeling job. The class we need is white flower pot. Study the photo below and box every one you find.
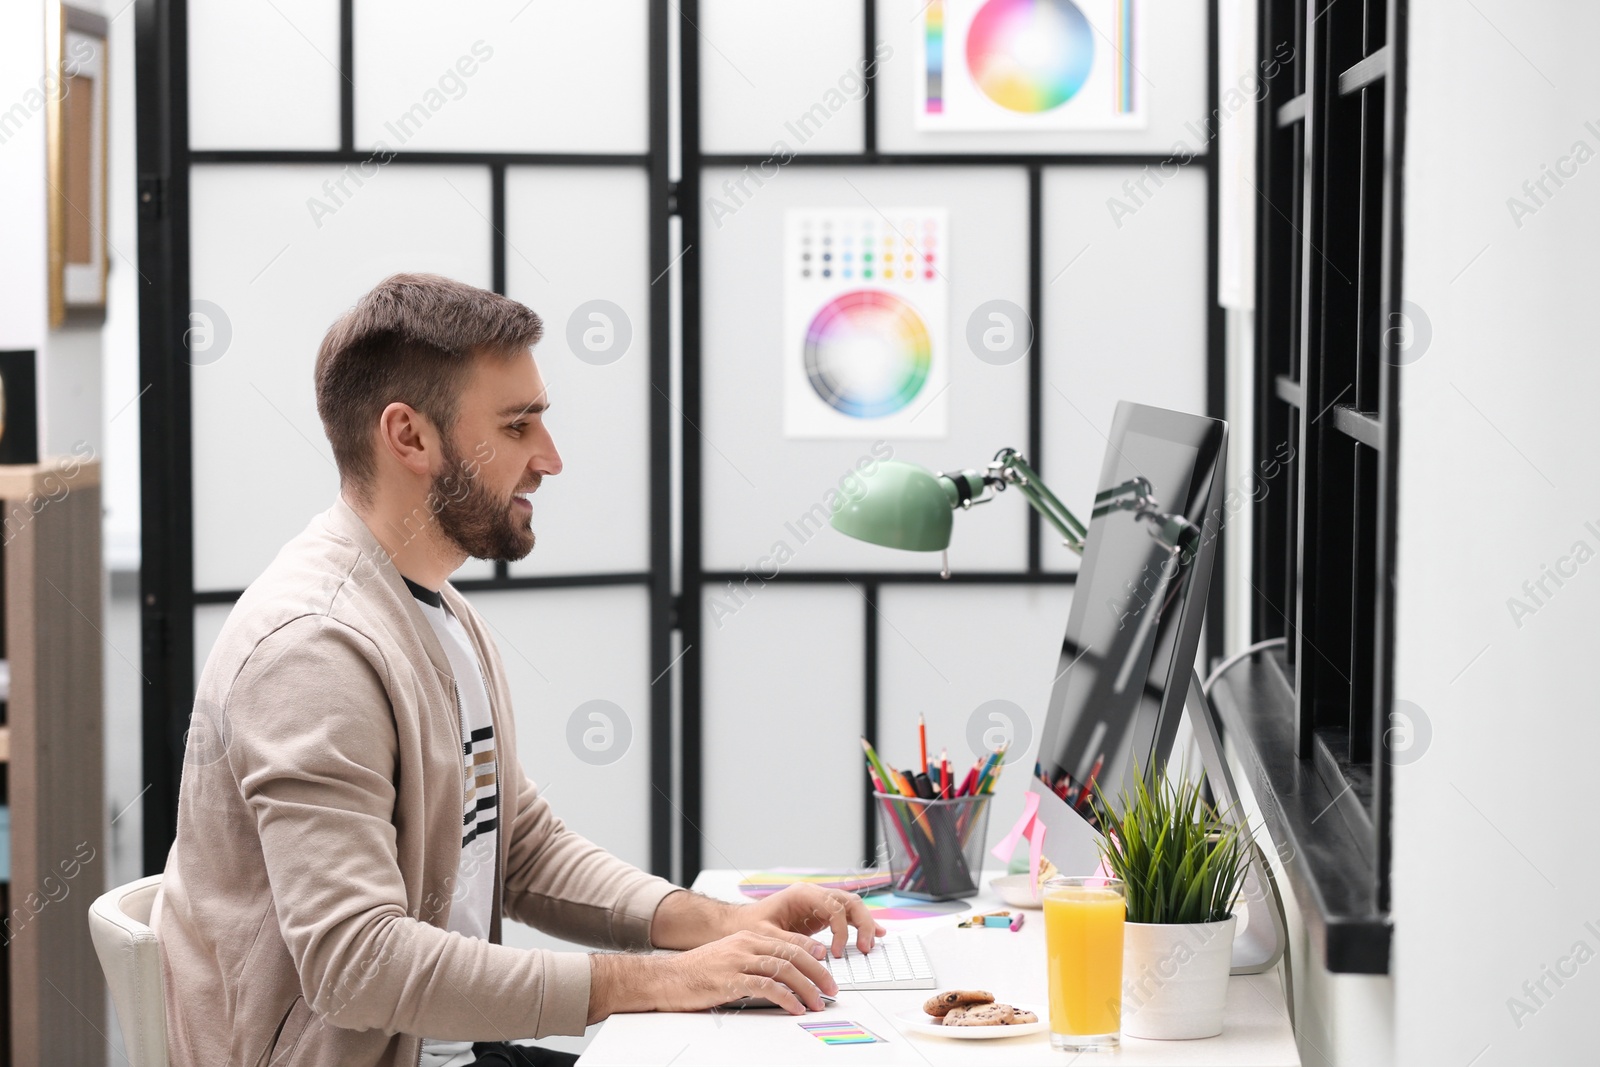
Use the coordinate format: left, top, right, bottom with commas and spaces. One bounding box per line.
1120, 916, 1236, 1039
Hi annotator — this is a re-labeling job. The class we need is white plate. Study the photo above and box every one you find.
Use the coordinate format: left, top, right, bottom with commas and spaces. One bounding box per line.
895, 1005, 1048, 1040
989, 873, 1044, 909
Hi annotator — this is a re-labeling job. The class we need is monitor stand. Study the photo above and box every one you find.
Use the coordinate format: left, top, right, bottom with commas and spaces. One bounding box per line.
1184, 669, 1287, 974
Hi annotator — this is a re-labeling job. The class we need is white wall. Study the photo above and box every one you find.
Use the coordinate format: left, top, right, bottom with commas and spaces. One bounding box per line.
1391, 2, 1600, 1064
101, 0, 142, 569
0, 0, 49, 354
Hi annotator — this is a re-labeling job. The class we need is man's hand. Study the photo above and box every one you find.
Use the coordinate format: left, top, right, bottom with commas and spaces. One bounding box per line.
734, 884, 887, 959
589, 930, 839, 1022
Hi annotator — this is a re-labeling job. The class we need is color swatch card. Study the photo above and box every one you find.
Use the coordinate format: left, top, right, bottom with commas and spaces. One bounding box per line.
783, 208, 949, 439
738, 869, 894, 898
799, 1019, 885, 1045
859, 892, 970, 921
917, 0, 1146, 130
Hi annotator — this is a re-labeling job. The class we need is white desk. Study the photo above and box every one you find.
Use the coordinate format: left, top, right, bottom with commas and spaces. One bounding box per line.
579, 870, 1301, 1066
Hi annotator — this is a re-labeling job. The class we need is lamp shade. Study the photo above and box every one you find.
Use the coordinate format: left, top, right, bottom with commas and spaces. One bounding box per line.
829, 460, 954, 551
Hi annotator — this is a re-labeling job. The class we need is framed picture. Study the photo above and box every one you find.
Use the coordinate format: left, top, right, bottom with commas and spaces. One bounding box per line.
47, 3, 110, 327
915, 0, 1146, 132
782, 207, 950, 439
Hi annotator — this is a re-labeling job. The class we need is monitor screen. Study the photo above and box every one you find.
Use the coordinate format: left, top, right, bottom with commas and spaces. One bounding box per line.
1030, 403, 1225, 861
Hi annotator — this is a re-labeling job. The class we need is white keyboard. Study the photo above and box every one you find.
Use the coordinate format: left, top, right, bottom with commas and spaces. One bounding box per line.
822, 933, 936, 990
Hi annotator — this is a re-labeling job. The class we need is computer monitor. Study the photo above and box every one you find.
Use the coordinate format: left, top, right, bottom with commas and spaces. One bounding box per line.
1023, 401, 1285, 973
1028, 401, 1226, 874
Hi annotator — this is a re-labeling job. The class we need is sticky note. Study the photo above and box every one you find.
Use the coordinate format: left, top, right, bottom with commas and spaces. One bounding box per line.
798, 1019, 884, 1045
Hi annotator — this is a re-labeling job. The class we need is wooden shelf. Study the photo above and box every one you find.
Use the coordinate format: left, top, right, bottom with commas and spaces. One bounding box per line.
0, 459, 105, 1065
0, 457, 100, 499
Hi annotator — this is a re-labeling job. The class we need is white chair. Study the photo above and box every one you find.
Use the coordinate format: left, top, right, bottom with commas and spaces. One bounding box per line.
88, 874, 169, 1067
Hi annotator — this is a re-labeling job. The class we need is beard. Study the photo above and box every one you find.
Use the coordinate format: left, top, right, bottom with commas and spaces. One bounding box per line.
430, 436, 537, 562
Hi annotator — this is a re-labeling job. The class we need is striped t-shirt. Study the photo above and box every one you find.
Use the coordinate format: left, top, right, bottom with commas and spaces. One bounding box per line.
406, 579, 499, 1067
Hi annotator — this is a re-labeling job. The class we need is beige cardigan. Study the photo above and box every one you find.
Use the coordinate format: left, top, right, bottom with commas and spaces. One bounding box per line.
153, 497, 679, 1067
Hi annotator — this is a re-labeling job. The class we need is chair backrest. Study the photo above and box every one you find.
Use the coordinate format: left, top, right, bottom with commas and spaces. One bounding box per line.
88, 874, 169, 1067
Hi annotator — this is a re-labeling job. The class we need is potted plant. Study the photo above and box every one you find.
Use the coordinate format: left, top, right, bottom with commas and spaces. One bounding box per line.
1093, 768, 1252, 1040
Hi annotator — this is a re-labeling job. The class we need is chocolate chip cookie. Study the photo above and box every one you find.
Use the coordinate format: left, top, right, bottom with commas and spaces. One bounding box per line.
922, 990, 995, 1017
944, 1002, 1016, 1026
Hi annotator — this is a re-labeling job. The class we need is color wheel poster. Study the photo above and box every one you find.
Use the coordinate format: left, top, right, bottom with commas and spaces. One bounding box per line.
783, 207, 949, 439
916, 0, 1145, 131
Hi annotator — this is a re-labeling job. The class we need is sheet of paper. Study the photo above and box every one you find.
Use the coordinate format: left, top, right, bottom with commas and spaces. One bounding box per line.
783, 207, 949, 439
915, 0, 1147, 131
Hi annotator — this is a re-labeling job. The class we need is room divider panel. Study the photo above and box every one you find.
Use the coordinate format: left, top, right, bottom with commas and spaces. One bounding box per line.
135, 0, 674, 882
138, 0, 1222, 888
680, 0, 1221, 876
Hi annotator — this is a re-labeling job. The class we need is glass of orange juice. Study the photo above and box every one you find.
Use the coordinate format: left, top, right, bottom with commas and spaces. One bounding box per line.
1043, 875, 1126, 1052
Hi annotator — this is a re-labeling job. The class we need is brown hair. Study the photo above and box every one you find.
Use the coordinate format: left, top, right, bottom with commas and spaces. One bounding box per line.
314, 273, 543, 502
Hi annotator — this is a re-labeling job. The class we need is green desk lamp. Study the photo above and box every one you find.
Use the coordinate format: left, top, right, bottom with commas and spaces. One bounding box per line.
829, 447, 1198, 577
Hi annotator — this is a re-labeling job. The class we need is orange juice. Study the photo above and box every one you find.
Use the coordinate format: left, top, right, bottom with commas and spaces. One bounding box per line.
1043, 880, 1126, 1048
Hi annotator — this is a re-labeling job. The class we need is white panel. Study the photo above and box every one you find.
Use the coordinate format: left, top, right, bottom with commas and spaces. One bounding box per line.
699, 0, 866, 155
353, 0, 648, 154
874, 0, 1211, 156
701, 166, 1031, 573
875, 584, 1074, 865
1394, 5, 1600, 1062
188, 0, 341, 150
701, 586, 864, 870
467, 587, 654, 954
194, 603, 236, 684
450, 557, 496, 582
503, 168, 651, 577
1039, 165, 1207, 573
189, 164, 492, 592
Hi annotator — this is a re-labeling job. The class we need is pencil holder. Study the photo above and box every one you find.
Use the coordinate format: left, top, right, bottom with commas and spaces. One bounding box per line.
873, 792, 993, 902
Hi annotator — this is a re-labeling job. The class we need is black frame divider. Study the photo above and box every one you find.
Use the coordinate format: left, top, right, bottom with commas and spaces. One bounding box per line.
134, 0, 195, 877
138, 1, 1226, 889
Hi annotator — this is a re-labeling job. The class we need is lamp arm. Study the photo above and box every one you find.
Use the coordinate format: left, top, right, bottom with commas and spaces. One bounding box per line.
988, 449, 1089, 556
950, 450, 1198, 559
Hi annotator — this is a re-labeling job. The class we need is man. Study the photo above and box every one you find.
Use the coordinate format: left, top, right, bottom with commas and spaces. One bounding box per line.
154, 274, 884, 1067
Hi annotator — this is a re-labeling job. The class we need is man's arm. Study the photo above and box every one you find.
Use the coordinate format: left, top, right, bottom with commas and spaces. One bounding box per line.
586, 930, 837, 1022
498, 761, 679, 949
584, 884, 889, 1022
650, 884, 888, 956
647, 889, 738, 950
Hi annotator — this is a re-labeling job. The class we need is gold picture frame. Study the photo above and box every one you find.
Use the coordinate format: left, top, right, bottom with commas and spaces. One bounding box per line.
46, 3, 110, 328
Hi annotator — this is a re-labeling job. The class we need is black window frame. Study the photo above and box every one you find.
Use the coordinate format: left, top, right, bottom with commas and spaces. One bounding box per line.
1211, 0, 1406, 974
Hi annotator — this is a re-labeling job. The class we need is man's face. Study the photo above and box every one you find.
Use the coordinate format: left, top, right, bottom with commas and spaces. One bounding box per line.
429, 348, 561, 562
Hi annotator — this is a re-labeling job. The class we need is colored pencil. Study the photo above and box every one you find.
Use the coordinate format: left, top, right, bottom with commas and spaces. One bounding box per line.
974, 742, 1007, 795
981, 743, 1010, 794
918, 714, 928, 779
860, 737, 899, 794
